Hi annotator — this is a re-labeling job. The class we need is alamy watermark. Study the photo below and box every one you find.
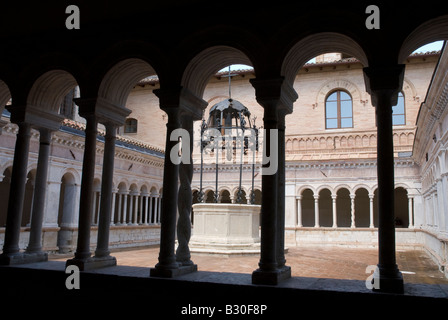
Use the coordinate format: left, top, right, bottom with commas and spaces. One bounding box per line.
170, 127, 278, 176
365, 265, 380, 289
65, 5, 380, 30
65, 265, 80, 289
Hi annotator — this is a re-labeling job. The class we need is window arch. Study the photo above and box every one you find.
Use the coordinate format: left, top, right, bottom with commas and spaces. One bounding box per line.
124, 118, 138, 133
325, 90, 353, 129
392, 92, 405, 125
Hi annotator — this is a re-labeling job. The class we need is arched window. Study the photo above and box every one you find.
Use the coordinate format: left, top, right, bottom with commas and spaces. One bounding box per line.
325, 90, 353, 129
392, 92, 405, 125
124, 118, 138, 133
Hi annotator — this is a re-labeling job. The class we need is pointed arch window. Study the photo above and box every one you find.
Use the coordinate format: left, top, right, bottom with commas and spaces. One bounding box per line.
325, 90, 353, 129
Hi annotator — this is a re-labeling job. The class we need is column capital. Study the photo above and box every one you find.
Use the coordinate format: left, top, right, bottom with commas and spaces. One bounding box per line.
363, 65, 405, 107
154, 86, 207, 121
249, 77, 298, 114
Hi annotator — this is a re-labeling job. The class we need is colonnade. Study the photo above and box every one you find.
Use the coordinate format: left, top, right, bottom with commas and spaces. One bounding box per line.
296, 188, 414, 229
0, 60, 409, 294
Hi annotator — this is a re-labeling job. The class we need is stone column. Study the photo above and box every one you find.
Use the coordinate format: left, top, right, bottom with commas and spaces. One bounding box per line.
150, 101, 183, 277
364, 66, 405, 293
350, 194, 356, 228
250, 77, 296, 285
116, 192, 123, 225
408, 195, 414, 228
139, 194, 144, 224
110, 190, 117, 226
296, 196, 302, 227
66, 110, 98, 270
122, 192, 128, 224
26, 128, 53, 259
176, 113, 195, 267
0, 121, 32, 264
128, 194, 134, 224
94, 123, 117, 266
332, 195, 337, 228
369, 194, 375, 228
314, 195, 320, 228
276, 110, 287, 269
144, 195, 149, 225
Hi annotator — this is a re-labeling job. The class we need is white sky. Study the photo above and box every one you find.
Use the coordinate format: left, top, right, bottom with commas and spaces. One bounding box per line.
220, 41, 445, 71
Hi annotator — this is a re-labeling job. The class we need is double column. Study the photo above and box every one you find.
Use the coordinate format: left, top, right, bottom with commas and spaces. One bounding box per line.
150, 87, 205, 278
0, 103, 62, 265
250, 77, 297, 285
364, 65, 405, 294
66, 98, 130, 270
0, 119, 32, 264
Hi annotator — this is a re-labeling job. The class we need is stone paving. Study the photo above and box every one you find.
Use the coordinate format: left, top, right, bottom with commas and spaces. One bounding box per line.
50, 246, 448, 285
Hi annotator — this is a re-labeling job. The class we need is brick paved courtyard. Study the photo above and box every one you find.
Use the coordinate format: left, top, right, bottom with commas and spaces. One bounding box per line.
51, 246, 448, 285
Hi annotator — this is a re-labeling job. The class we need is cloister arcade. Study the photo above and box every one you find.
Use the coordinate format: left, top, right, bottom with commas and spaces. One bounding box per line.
0, 2, 447, 298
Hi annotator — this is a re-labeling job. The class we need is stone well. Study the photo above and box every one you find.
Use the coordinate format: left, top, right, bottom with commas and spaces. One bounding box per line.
189, 203, 260, 255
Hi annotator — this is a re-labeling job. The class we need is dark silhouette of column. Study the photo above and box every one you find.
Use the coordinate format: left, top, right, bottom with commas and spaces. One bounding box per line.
364, 66, 405, 294
250, 77, 296, 285
176, 114, 195, 267
150, 87, 203, 278
0, 121, 31, 264
66, 106, 98, 270
276, 109, 288, 270
94, 123, 117, 266
25, 128, 52, 259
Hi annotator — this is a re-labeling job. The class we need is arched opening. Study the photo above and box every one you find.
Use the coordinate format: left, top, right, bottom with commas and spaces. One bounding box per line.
205, 190, 215, 203
0, 167, 12, 227
234, 189, 247, 204
318, 188, 332, 227
395, 187, 409, 228
354, 188, 370, 227
128, 183, 139, 225
220, 190, 231, 203
254, 189, 262, 205
149, 186, 159, 224
116, 182, 128, 225
91, 178, 101, 226
301, 188, 315, 227
336, 188, 351, 228
57, 172, 78, 253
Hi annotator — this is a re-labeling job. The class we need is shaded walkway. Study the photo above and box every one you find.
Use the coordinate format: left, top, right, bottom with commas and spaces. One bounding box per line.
50, 246, 448, 284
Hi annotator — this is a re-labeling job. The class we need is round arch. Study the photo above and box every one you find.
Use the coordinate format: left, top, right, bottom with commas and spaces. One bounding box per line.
97, 58, 157, 109
26, 69, 78, 114
281, 32, 369, 86
398, 15, 448, 63
0, 79, 11, 115
181, 45, 254, 98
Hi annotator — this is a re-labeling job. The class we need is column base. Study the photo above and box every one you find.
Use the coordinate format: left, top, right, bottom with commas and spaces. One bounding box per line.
373, 270, 404, 294
0, 251, 48, 265
66, 255, 117, 271
252, 265, 291, 285
150, 263, 197, 278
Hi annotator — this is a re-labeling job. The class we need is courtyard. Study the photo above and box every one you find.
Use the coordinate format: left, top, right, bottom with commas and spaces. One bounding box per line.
50, 245, 448, 285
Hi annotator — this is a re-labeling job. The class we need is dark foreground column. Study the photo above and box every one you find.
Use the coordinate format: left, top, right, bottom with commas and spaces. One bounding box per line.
250, 77, 295, 285
150, 89, 198, 277
93, 123, 117, 267
175, 114, 196, 268
66, 112, 98, 270
0, 122, 31, 265
364, 66, 404, 294
25, 128, 52, 261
